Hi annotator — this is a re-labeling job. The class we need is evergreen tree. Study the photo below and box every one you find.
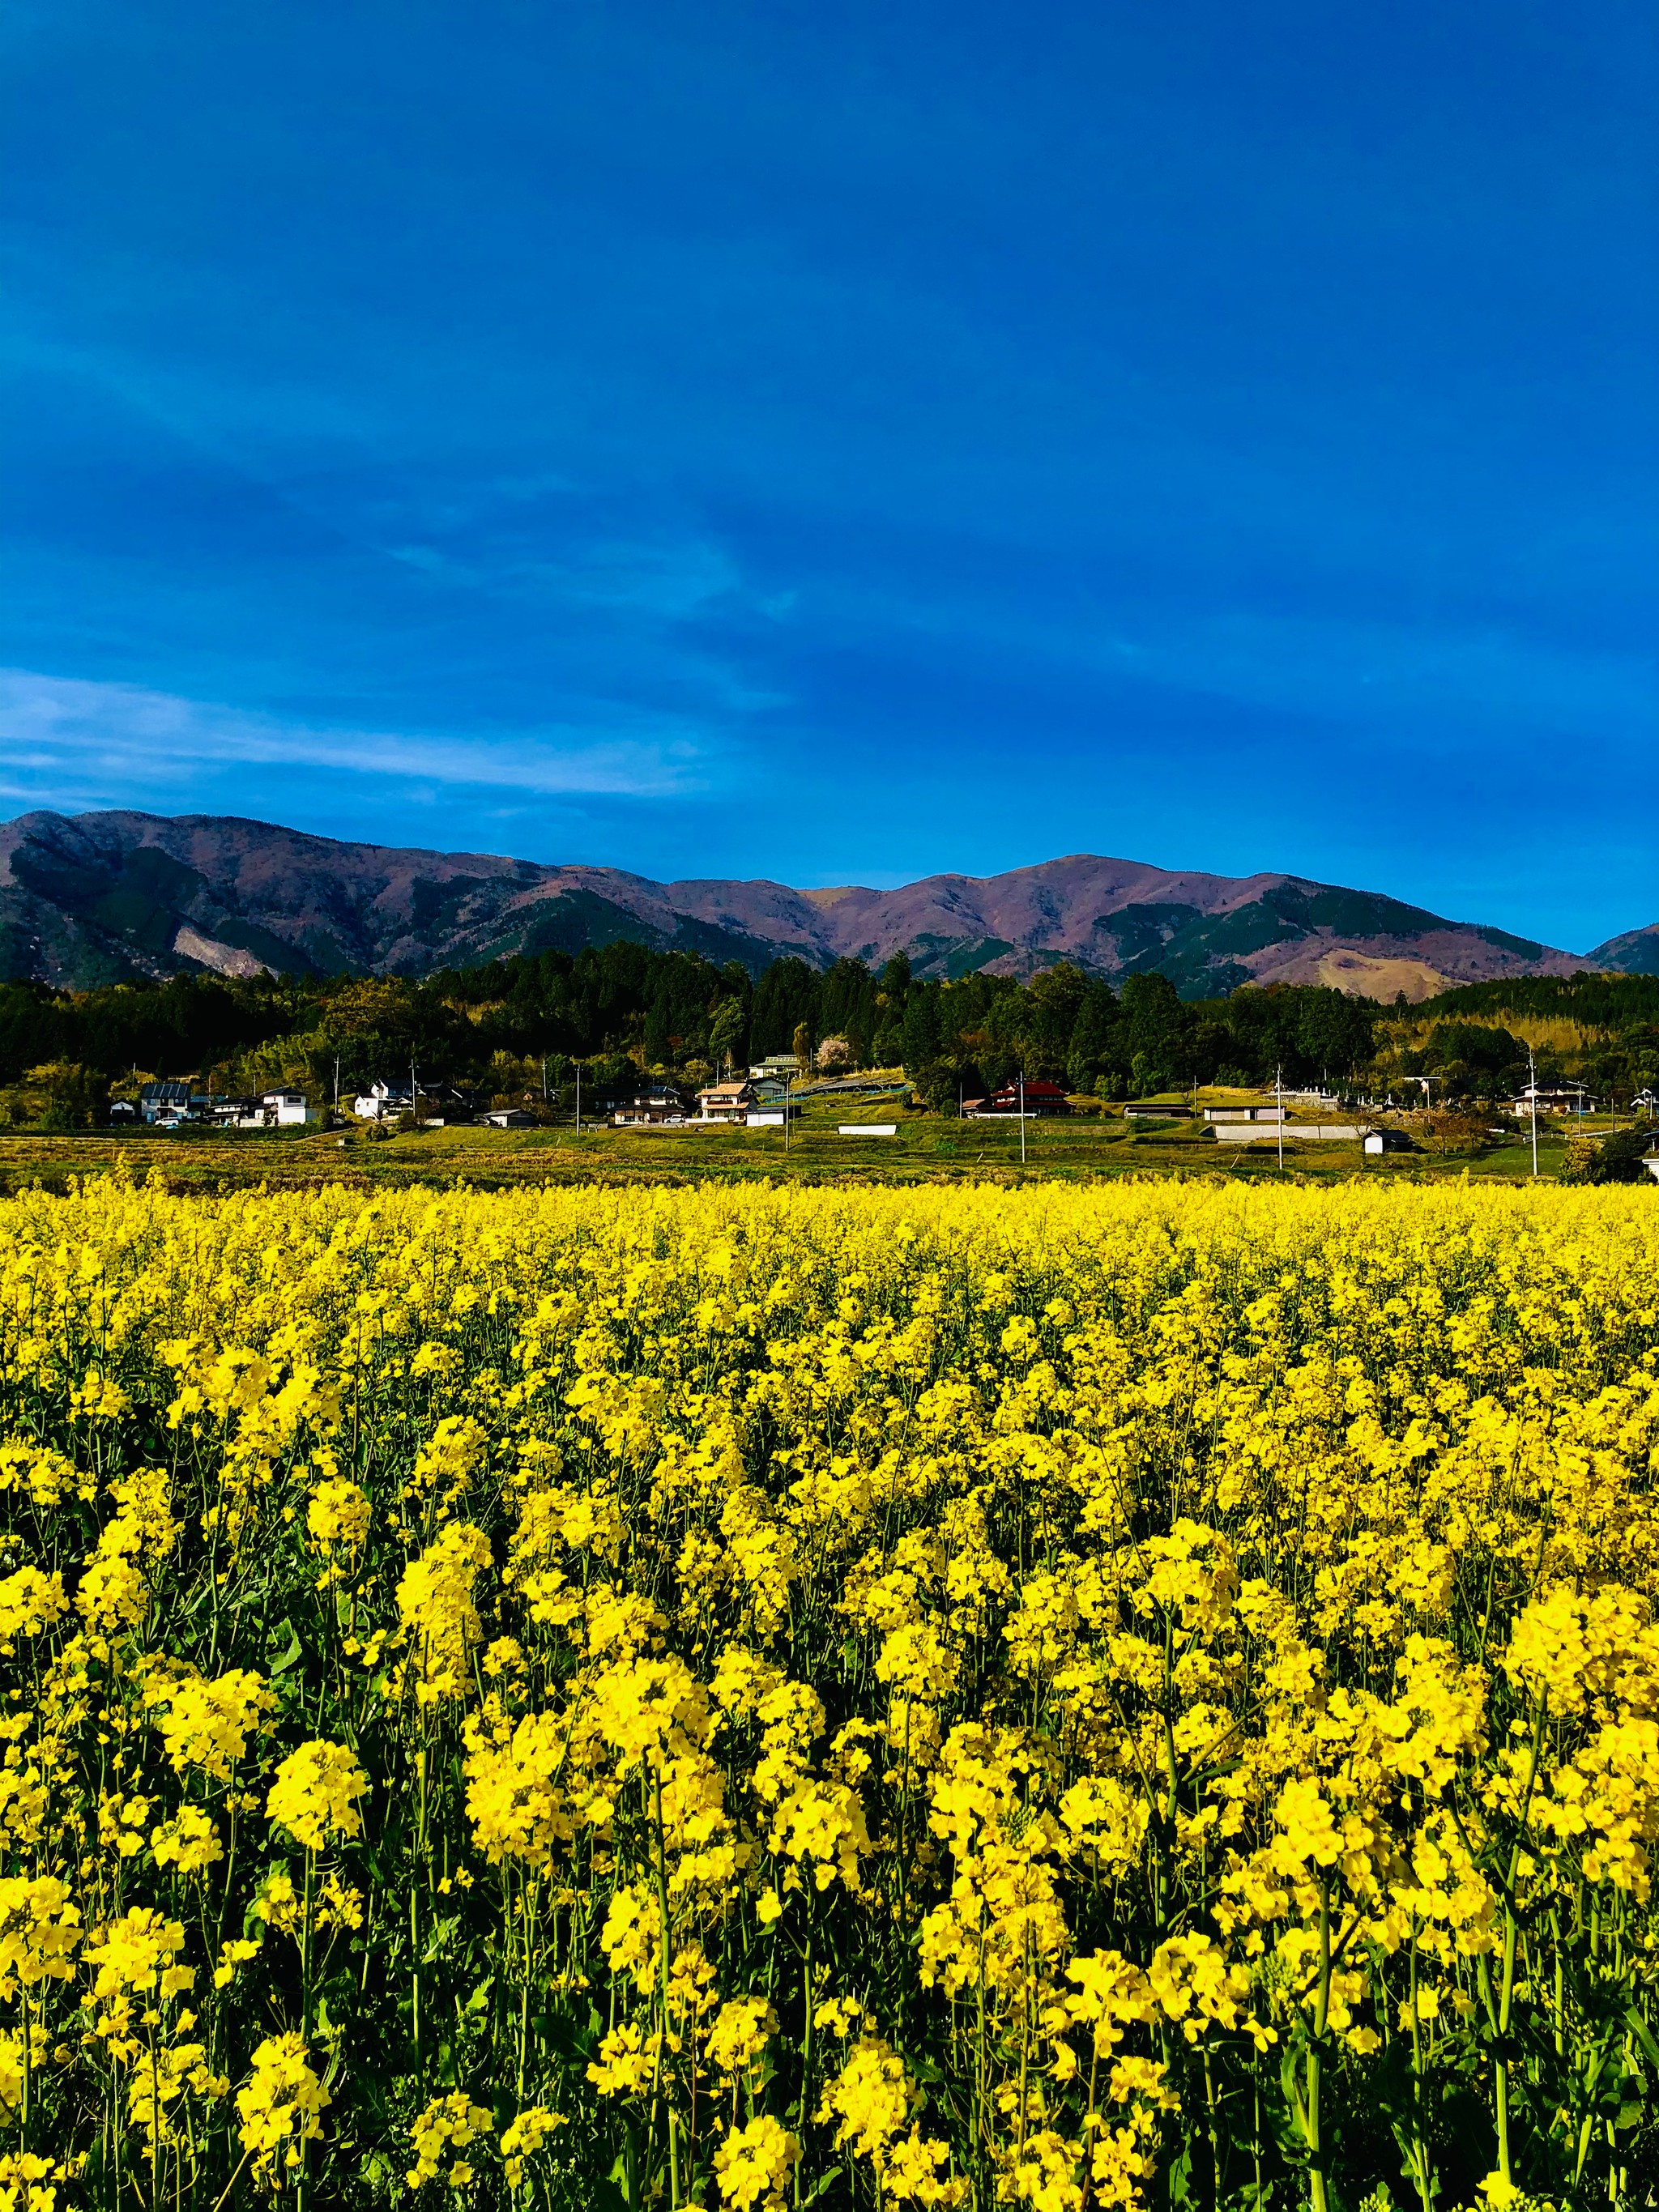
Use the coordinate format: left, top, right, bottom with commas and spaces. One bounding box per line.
1121, 970, 1187, 1091
707, 996, 747, 1072
879, 950, 913, 998
817, 959, 878, 1063
749, 958, 820, 1058
901, 987, 942, 1073
1065, 981, 1121, 1090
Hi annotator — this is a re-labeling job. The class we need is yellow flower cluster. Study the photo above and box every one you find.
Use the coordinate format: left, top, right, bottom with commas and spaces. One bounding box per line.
234, 2032, 328, 2183
0, 1172, 1657, 2210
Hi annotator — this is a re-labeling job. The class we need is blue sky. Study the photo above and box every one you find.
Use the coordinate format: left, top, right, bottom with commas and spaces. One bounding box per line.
2, 1, 1655, 950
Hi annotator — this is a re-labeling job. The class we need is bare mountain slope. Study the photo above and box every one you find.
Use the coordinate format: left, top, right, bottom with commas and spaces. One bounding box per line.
0, 809, 1597, 998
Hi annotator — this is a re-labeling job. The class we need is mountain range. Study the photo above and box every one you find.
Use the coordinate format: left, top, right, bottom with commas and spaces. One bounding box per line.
0, 808, 1645, 1000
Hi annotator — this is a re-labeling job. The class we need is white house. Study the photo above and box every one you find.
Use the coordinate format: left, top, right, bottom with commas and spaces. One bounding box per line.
697, 1080, 757, 1124
353, 1080, 471, 1124
262, 1091, 311, 1127
353, 1081, 411, 1121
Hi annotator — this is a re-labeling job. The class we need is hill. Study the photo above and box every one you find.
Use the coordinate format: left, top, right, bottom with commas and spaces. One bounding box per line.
0, 808, 1600, 997
1587, 922, 1659, 978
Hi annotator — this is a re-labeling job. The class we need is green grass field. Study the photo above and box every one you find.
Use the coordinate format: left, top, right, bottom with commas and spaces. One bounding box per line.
0, 1093, 1604, 1192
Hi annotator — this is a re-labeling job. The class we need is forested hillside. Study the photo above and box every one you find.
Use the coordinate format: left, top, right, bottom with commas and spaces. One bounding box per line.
1371, 973, 1659, 1103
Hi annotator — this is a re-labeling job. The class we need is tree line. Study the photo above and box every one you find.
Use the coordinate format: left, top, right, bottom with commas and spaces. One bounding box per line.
17, 944, 1659, 1129
0, 943, 1388, 1125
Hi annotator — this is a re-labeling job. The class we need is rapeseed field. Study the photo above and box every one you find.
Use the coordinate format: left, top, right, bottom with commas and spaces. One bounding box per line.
1, 1174, 1657, 2212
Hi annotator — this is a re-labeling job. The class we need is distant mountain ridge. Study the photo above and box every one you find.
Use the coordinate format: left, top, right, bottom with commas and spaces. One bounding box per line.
0, 808, 1612, 999
1584, 921, 1659, 978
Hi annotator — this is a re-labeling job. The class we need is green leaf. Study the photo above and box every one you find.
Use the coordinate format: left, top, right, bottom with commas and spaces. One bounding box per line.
1624, 2004, 1659, 2070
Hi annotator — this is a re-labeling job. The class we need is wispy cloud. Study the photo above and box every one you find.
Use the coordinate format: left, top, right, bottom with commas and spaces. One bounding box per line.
0, 667, 723, 811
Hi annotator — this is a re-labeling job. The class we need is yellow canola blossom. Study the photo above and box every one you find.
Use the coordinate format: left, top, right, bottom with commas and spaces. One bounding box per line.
264, 1741, 367, 1852
234, 2033, 328, 2183
0, 1175, 1656, 2208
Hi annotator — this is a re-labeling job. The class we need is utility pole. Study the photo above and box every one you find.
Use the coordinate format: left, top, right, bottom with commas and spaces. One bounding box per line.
1528, 1046, 1538, 1178
784, 1069, 791, 1153
575, 1063, 582, 1136
1019, 1070, 1026, 1167
334, 1054, 340, 1110
1275, 1063, 1285, 1173
410, 1055, 416, 1126
541, 1056, 548, 1102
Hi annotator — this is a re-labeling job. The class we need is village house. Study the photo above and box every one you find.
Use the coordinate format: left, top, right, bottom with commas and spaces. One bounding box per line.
1510, 1084, 1593, 1116
480, 1107, 535, 1128
261, 1090, 312, 1127
697, 1078, 758, 1123
612, 1088, 692, 1127
138, 1083, 318, 1129
352, 1080, 471, 1124
205, 1095, 263, 1127
412, 1085, 474, 1127
139, 1080, 193, 1125
966, 1079, 1071, 1117
353, 1081, 410, 1121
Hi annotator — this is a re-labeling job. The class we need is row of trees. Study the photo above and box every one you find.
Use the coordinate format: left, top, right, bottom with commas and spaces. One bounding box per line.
0, 946, 1382, 1121
8, 946, 1659, 1126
